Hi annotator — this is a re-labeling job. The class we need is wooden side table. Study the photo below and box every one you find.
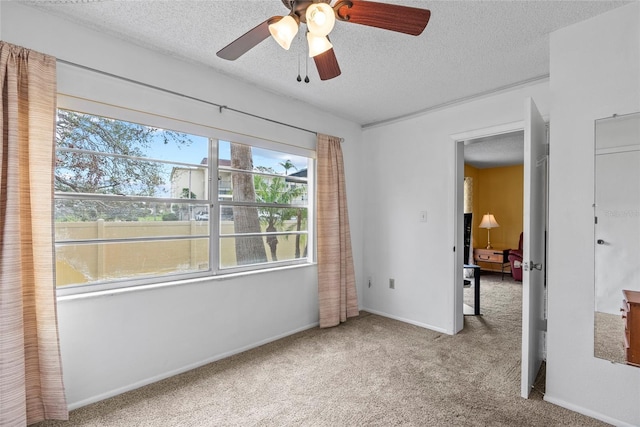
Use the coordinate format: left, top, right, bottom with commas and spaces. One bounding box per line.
473, 248, 510, 280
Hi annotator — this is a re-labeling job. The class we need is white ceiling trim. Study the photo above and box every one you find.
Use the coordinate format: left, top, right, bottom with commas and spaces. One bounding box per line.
364, 74, 549, 129
451, 120, 525, 143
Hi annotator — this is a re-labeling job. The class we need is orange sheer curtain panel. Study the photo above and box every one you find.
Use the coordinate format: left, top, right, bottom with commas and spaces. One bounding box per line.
316, 134, 358, 328
0, 41, 68, 425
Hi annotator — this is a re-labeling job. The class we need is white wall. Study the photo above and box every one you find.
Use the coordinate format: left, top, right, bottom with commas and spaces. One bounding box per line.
1, 2, 364, 409
6, 1, 637, 422
545, 3, 640, 426
361, 82, 550, 334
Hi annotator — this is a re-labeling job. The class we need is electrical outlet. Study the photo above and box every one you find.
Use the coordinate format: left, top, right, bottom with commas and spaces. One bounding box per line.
389, 278, 395, 289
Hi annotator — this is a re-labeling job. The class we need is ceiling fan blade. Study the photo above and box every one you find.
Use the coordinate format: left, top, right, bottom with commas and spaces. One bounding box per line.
313, 48, 341, 81
217, 16, 282, 60
335, 1, 430, 36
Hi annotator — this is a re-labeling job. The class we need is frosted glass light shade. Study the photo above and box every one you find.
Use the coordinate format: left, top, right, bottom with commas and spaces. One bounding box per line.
307, 33, 333, 57
269, 15, 299, 50
306, 3, 335, 37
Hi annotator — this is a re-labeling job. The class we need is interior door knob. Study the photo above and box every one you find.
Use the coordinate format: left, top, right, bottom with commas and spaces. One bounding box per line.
597, 239, 605, 245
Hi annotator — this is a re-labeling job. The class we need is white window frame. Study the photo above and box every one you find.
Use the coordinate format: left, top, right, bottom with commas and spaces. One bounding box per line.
55, 95, 315, 296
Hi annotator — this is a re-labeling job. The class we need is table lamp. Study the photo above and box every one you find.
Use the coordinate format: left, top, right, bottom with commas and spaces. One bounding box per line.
479, 213, 500, 249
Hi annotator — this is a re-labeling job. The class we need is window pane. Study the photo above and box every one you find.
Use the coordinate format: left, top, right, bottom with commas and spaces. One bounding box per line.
56, 238, 210, 287
219, 233, 308, 268
216, 138, 310, 272
219, 140, 308, 174
57, 109, 208, 162
54, 200, 210, 237
169, 165, 209, 200
220, 170, 307, 206
54, 107, 312, 291
56, 109, 208, 198
220, 206, 307, 235
219, 141, 308, 205
56, 151, 210, 199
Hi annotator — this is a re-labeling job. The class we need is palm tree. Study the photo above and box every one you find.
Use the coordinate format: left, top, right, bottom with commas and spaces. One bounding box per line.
231, 143, 267, 265
279, 159, 297, 175
293, 207, 308, 258
279, 159, 307, 258
254, 174, 303, 261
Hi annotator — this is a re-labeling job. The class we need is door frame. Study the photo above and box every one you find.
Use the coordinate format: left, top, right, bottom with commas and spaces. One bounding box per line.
451, 120, 525, 333
450, 115, 549, 396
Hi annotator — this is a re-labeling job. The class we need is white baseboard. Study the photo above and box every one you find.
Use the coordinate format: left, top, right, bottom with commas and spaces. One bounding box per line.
361, 307, 452, 335
67, 321, 319, 411
544, 394, 635, 427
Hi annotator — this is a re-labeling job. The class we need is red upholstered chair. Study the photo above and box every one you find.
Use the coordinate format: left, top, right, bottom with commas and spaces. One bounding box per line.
508, 233, 523, 281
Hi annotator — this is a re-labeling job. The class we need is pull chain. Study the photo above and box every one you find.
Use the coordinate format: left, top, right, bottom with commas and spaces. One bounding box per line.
295, 29, 310, 83
296, 33, 302, 82
296, 31, 303, 82
305, 51, 310, 83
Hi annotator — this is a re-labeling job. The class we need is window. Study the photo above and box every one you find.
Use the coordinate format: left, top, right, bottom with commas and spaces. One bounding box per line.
217, 141, 310, 269
54, 107, 313, 294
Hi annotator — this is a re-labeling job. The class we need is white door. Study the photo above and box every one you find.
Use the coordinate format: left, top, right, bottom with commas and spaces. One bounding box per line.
521, 98, 547, 398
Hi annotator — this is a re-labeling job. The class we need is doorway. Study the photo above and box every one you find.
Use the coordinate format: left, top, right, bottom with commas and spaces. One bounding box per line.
452, 121, 526, 333
452, 109, 549, 398
459, 130, 525, 318
463, 130, 525, 267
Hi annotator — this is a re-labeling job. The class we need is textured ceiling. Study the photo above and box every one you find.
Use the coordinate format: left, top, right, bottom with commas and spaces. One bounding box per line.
18, 0, 629, 126
464, 131, 523, 169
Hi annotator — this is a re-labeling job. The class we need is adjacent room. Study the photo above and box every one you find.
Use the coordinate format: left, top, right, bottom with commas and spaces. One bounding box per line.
1, 1, 639, 426
462, 131, 525, 317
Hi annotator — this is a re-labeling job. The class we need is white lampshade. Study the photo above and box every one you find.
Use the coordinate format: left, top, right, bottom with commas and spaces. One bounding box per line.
479, 213, 500, 229
306, 2, 335, 37
269, 15, 299, 50
307, 33, 333, 57
479, 213, 499, 249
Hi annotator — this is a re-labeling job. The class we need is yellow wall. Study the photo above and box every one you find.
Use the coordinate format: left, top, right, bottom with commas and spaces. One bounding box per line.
464, 164, 523, 251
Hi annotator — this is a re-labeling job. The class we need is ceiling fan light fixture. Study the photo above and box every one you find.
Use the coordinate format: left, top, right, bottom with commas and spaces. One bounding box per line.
269, 15, 299, 50
306, 2, 335, 36
307, 32, 333, 58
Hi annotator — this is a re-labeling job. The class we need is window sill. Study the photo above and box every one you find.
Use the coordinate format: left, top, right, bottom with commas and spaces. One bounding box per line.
56, 262, 317, 302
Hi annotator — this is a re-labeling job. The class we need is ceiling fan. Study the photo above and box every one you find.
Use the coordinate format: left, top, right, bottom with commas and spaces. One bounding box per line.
216, 0, 431, 81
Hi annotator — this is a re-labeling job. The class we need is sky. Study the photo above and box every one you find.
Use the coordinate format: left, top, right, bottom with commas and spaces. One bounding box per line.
148, 131, 308, 174
147, 130, 308, 198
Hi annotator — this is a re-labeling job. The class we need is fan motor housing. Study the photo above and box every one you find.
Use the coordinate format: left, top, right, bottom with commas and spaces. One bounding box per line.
281, 0, 328, 23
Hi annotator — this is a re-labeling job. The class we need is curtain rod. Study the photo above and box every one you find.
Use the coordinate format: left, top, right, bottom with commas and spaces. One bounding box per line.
57, 59, 318, 136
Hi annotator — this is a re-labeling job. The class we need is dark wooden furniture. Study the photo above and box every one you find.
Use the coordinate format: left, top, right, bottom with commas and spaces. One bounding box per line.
473, 248, 510, 280
463, 213, 473, 263
622, 289, 640, 367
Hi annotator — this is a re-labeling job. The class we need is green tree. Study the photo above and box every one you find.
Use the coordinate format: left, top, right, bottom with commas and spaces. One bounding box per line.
254, 173, 304, 261
293, 206, 308, 258
181, 188, 197, 199
55, 109, 192, 221
279, 159, 307, 259
279, 159, 297, 175
56, 109, 191, 196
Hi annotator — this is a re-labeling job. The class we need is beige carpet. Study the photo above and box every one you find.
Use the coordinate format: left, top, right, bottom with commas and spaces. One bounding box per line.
594, 311, 626, 364
35, 274, 609, 426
